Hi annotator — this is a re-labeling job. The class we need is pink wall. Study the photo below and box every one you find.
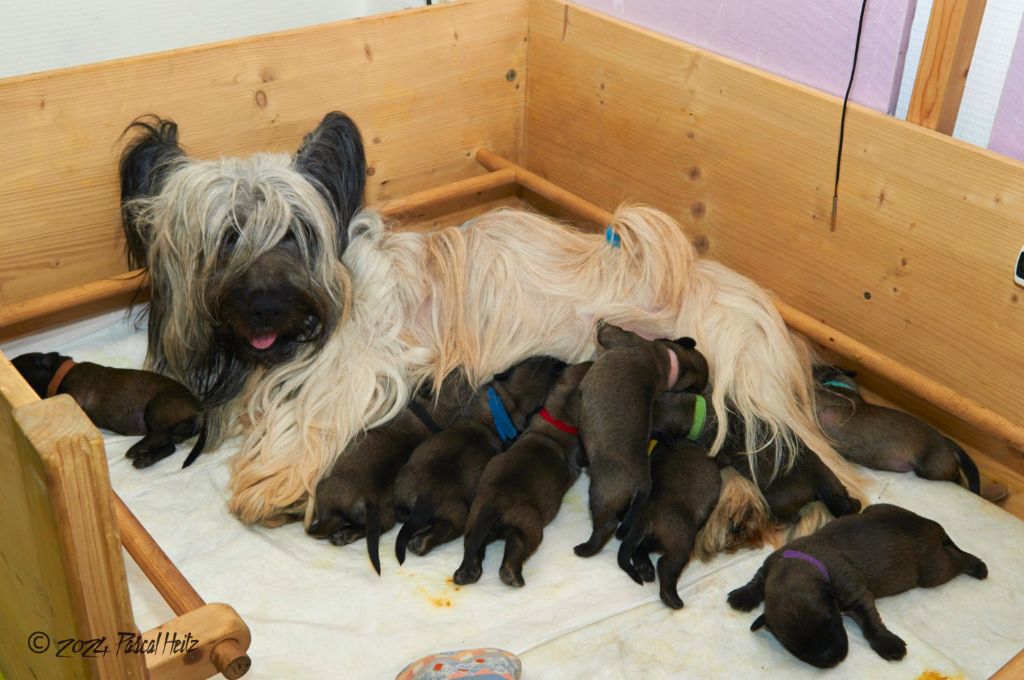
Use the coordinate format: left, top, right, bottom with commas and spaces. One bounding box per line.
989, 27, 1024, 160
574, 0, 917, 114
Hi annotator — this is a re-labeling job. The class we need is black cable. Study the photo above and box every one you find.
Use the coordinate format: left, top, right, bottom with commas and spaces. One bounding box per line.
833, 0, 870, 220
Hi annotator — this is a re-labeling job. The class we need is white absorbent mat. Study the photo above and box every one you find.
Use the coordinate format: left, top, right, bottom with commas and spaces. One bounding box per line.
5, 311, 1023, 680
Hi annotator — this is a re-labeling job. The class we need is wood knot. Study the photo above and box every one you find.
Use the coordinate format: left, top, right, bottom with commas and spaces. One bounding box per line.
366, 167, 376, 176
254, 90, 267, 108
690, 201, 706, 218
688, 166, 701, 181
260, 68, 276, 83
693, 235, 710, 253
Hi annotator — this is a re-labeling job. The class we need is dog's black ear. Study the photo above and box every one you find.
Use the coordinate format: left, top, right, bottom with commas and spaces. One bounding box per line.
294, 112, 366, 252
672, 336, 697, 350
750, 614, 767, 631
119, 117, 184, 269
40, 352, 62, 370
596, 323, 637, 350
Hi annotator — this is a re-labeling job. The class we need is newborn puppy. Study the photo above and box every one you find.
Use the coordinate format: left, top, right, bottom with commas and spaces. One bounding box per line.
394, 356, 567, 563
13, 351, 205, 468
617, 437, 721, 608
727, 503, 987, 668
574, 323, 709, 557
814, 365, 995, 498
308, 371, 473, 575
454, 362, 591, 587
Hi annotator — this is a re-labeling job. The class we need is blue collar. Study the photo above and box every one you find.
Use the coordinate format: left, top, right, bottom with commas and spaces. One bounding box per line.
822, 379, 855, 391
487, 387, 518, 443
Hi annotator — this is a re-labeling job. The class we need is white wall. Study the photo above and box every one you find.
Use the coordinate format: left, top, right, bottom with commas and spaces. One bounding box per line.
0, 0, 428, 79
895, 0, 1024, 148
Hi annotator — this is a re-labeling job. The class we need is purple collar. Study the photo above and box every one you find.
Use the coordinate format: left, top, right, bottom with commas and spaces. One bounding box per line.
782, 549, 830, 582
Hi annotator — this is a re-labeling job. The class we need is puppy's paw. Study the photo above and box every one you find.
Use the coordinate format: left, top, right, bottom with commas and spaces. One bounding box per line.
966, 558, 988, 580
845, 498, 862, 515
453, 564, 482, 586
573, 542, 600, 558
408, 533, 433, 557
870, 632, 907, 661
636, 561, 656, 583
329, 526, 365, 546
727, 585, 762, 612
499, 565, 525, 588
659, 588, 684, 610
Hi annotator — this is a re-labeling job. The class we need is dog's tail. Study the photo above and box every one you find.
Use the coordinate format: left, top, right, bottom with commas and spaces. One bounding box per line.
181, 414, 209, 469
950, 440, 981, 495
365, 503, 382, 576
616, 506, 647, 586
395, 498, 435, 565
459, 505, 500, 571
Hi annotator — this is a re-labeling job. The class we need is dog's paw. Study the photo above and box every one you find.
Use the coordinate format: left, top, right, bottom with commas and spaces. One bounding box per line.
727, 585, 762, 612
573, 542, 601, 558
636, 561, 656, 583
870, 632, 907, 661
845, 497, 862, 515
408, 533, 433, 557
660, 588, 684, 610
453, 564, 482, 586
329, 526, 365, 546
499, 564, 525, 588
966, 558, 988, 580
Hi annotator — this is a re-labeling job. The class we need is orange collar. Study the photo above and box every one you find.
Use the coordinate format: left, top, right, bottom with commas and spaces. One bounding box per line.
46, 358, 76, 398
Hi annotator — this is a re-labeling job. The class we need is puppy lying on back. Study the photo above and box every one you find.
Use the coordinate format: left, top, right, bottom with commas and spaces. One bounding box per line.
617, 437, 721, 609
813, 365, 1003, 500
393, 356, 567, 563
727, 503, 987, 668
574, 324, 709, 557
454, 362, 591, 587
13, 351, 205, 469
653, 389, 860, 538
307, 371, 473, 574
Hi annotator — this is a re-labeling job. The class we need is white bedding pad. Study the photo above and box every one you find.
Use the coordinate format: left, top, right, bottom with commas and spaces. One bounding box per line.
4, 311, 1022, 679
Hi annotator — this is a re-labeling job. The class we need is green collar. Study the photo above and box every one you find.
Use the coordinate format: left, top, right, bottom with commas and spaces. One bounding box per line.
822, 379, 855, 391
687, 394, 708, 441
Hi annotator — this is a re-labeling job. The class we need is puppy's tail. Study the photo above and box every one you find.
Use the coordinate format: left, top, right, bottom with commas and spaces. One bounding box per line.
616, 509, 647, 586
365, 502, 382, 576
950, 440, 981, 495
460, 506, 500, 570
395, 498, 435, 565
181, 414, 209, 469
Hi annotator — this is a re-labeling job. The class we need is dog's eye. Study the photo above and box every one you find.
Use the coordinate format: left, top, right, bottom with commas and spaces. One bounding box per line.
222, 230, 240, 252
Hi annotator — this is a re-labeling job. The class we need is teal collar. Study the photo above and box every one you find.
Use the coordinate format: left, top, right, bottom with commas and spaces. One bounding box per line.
821, 379, 856, 391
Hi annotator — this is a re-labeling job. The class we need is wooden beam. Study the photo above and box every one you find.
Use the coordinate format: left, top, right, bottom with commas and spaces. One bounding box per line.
114, 493, 251, 679
476, 149, 1024, 454
907, 0, 988, 133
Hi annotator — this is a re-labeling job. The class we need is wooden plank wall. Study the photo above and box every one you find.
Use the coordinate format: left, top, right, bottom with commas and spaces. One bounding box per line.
524, 0, 1024, 476
0, 0, 528, 307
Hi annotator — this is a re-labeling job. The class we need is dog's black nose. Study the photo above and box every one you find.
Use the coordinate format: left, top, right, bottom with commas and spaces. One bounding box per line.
247, 296, 286, 326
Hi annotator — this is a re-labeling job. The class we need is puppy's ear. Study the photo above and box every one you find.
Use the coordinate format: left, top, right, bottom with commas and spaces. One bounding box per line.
672, 336, 697, 350
596, 323, 637, 350
294, 112, 366, 252
40, 352, 62, 370
750, 614, 767, 631
119, 116, 185, 269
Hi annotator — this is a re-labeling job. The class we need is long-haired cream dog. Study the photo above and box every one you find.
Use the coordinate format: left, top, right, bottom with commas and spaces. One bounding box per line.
119, 112, 860, 541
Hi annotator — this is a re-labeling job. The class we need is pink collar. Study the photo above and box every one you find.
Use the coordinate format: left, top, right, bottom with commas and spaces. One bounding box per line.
665, 347, 679, 390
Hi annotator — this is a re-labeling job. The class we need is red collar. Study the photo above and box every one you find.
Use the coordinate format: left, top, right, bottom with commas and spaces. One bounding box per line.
539, 407, 579, 435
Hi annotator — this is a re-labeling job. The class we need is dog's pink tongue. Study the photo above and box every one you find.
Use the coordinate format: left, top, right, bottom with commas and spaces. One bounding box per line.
249, 332, 278, 350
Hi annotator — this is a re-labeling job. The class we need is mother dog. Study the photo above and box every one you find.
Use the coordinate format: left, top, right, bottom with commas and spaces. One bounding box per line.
119, 112, 859, 535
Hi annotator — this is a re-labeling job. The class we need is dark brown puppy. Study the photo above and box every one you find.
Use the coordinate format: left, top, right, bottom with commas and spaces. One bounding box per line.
813, 365, 994, 498
308, 371, 473, 574
617, 437, 721, 608
454, 362, 591, 587
393, 356, 567, 563
727, 503, 987, 668
654, 389, 861, 526
13, 351, 205, 469
574, 324, 709, 558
